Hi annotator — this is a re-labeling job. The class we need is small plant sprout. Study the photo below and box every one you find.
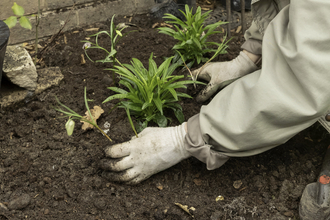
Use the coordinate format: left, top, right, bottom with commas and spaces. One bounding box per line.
81, 14, 135, 85
55, 87, 112, 142
103, 53, 205, 135
158, 5, 230, 67
4, 1, 41, 65
4, 2, 32, 30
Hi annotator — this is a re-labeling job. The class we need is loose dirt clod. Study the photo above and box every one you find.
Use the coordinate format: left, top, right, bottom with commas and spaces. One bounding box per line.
8, 194, 31, 210
233, 180, 243, 189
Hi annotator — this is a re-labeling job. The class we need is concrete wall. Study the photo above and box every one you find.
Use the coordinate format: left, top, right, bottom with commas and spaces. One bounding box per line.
1, 0, 155, 44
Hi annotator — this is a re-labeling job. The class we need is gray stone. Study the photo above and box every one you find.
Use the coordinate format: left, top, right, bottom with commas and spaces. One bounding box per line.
8, 194, 31, 210
35, 66, 63, 94
0, 66, 63, 109
3, 45, 37, 91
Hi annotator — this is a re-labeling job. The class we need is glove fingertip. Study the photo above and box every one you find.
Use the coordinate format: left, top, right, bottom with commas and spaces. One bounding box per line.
196, 94, 208, 103
105, 142, 131, 158
195, 83, 220, 102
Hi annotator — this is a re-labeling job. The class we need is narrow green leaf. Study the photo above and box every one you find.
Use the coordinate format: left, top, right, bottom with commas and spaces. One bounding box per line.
137, 120, 148, 133
157, 30, 175, 38
106, 49, 117, 59
108, 87, 128, 94
155, 114, 167, 127
119, 80, 136, 93
192, 38, 202, 50
158, 27, 176, 35
110, 14, 115, 38
167, 87, 178, 101
145, 114, 155, 122
148, 55, 158, 79
125, 108, 138, 137
148, 92, 154, 104
55, 96, 81, 116
103, 93, 129, 103
122, 101, 143, 112
84, 87, 96, 125
142, 102, 152, 110
158, 56, 173, 78
195, 6, 201, 21
153, 98, 163, 115
174, 109, 185, 123
88, 31, 111, 38
173, 44, 183, 50
177, 92, 193, 99
196, 55, 202, 64
186, 39, 193, 44
166, 103, 183, 111
186, 60, 194, 69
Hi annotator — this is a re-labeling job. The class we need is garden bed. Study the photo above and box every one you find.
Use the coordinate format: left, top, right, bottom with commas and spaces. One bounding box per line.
0, 14, 329, 219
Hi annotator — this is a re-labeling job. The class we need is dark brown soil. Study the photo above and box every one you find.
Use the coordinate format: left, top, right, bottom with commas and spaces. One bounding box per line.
1, 14, 330, 220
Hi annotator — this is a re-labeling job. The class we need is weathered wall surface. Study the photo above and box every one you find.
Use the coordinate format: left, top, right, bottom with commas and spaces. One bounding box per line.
1, 0, 155, 44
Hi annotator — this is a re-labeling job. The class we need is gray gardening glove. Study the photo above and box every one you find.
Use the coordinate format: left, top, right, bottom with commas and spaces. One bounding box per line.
100, 123, 190, 184
192, 51, 259, 102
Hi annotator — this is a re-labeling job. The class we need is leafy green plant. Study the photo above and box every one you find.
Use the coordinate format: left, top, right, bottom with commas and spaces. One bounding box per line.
54, 87, 112, 142
158, 5, 229, 67
4, 2, 32, 30
103, 53, 204, 135
82, 14, 134, 85
176, 34, 229, 85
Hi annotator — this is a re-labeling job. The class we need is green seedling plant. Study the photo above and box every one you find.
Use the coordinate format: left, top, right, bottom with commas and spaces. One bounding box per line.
176, 34, 230, 87
4, 1, 42, 65
55, 87, 112, 142
103, 53, 204, 136
82, 14, 134, 85
158, 5, 229, 67
4, 2, 32, 30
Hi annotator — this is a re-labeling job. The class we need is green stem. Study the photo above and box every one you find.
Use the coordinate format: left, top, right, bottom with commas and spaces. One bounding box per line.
83, 87, 112, 142
112, 55, 116, 85
95, 125, 113, 142
34, 0, 40, 65
126, 108, 138, 138
178, 51, 195, 88
115, 58, 124, 68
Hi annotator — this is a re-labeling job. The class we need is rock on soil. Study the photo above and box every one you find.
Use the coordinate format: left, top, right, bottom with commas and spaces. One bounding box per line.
8, 194, 31, 210
3, 46, 37, 91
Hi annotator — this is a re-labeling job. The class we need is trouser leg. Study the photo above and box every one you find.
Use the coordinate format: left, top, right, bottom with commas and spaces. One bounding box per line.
185, 0, 330, 170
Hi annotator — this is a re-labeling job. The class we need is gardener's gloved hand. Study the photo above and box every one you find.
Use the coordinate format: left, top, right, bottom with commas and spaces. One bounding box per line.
100, 123, 190, 184
192, 50, 259, 103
